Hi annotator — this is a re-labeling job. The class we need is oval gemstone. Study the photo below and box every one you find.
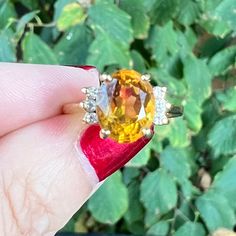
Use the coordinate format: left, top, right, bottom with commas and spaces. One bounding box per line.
96, 69, 155, 143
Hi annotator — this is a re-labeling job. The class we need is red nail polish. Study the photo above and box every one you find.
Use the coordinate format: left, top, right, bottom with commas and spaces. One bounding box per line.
70, 65, 96, 71
79, 125, 152, 181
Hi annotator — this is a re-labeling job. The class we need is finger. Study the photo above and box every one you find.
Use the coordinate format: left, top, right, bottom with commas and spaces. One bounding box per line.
0, 114, 150, 235
0, 63, 99, 137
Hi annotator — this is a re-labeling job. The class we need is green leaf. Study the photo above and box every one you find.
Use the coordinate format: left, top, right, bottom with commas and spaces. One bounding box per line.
54, 25, 92, 65
88, 171, 128, 224
147, 221, 170, 236
22, 32, 58, 64
131, 50, 146, 73
124, 181, 144, 224
86, 31, 131, 70
174, 222, 206, 236
200, 0, 236, 37
208, 45, 236, 76
184, 98, 203, 133
16, 11, 39, 34
177, 0, 200, 26
88, 1, 133, 47
146, 22, 178, 66
57, 2, 86, 31
120, 0, 150, 39
0, 29, 16, 62
140, 169, 177, 216
208, 115, 236, 156
211, 156, 236, 209
196, 190, 236, 232
54, 0, 75, 22
146, 0, 180, 24
183, 54, 212, 105
160, 147, 191, 182
0, 1, 16, 29
123, 167, 140, 185
216, 87, 236, 112
126, 145, 150, 167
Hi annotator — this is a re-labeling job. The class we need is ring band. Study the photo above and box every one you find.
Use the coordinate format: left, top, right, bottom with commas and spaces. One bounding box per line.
63, 69, 183, 143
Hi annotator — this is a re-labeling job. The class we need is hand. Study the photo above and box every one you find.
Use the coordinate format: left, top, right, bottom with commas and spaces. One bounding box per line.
0, 63, 150, 236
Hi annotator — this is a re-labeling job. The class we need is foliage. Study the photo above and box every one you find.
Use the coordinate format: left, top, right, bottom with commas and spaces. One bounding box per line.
0, 0, 236, 235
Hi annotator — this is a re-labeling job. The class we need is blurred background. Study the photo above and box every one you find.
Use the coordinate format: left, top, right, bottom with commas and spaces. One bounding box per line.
0, 0, 236, 235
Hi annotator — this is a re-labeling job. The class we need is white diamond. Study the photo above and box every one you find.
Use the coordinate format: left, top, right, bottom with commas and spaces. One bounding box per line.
83, 99, 96, 112
86, 87, 98, 100
83, 113, 98, 124
153, 86, 166, 99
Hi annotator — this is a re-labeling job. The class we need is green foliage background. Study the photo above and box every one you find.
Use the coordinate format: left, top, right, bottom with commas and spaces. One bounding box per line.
1, 0, 236, 235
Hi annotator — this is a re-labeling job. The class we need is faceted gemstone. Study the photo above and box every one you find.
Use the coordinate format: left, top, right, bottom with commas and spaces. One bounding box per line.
96, 69, 155, 143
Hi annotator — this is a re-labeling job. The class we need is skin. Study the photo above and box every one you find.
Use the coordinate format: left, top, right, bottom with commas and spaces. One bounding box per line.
0, 63, 100, 236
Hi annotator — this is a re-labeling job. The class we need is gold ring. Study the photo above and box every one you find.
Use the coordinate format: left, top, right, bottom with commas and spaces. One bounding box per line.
63, 69, 183, 143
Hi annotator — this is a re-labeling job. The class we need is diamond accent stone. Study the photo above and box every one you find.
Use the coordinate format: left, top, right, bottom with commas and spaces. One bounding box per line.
83, 112, 98, 124
85, 87, 98, 100
83, 99, 96, 112
153, 86, 168, 125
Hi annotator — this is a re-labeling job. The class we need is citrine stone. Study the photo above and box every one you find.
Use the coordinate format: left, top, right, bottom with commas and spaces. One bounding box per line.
96, 69, 155, 143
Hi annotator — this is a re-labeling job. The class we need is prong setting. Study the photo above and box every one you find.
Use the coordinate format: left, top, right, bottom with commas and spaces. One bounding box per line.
142, 128, 153, 139
141, 74, 151, 81
100, 129, 111, 139
100, 74, 113, 82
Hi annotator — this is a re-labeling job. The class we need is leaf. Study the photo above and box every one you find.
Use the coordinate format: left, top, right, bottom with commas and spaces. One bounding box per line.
88, 171, 128, 224
146, 22, 178, 66
124, 181, 144, 224
54, 25, 92, 65
196, 190, 236, 232
16, 11, 39, 34
208, 115, 236, 156
57, 3, 86, 31
211, 156, 236, 209
123, 167, 140, 185
147, 221, 170, 236
208, 45, 236, 76
131, 50, 146, 73
174, 222, 206, 236
88, 1, 133, 47
216, 87, 236, 112
200, 0, 236, 37
54, 0, 75, 22
120, 0, 150, 39
146, 0, 180, 24
126, 144, 150, 167
160, 147, 191, 182
86, 31, 131, 70
140, 169, 177, 216
0, 1, 16, 29
182, 54, 212, 106
22, 32, 58, 64
177, 0, 201, 26
0, 29, 16, 62
184, 98, 203, 133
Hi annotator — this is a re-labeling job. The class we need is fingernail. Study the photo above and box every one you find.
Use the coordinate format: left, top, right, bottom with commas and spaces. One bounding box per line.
79, 125, 152, 181
69, 65, 96, 71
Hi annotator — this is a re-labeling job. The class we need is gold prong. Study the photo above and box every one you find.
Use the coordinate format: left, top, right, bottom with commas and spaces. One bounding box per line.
99, 129, 111, 139
141, 74, 151, 81
100, 74, 113, 82
142, 128, 153, 139
81, 87, 87, 94
166, 102, 172, 109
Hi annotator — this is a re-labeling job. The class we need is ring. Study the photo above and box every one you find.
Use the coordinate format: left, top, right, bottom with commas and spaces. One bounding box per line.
63, 69, 183, 143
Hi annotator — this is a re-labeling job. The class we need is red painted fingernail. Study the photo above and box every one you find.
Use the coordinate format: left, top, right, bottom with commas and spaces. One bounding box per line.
69, 65, 96, 71
79, 125, 152, 181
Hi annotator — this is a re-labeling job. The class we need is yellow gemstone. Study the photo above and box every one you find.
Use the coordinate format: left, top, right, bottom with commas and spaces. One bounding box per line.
96, 69, 155, 143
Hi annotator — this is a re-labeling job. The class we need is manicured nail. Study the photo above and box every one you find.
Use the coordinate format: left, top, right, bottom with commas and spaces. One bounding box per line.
69, 65, 96, 71
79, 125, 152, 181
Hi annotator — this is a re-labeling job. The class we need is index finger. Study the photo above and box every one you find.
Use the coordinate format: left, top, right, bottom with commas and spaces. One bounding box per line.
0, 63, 99, 137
